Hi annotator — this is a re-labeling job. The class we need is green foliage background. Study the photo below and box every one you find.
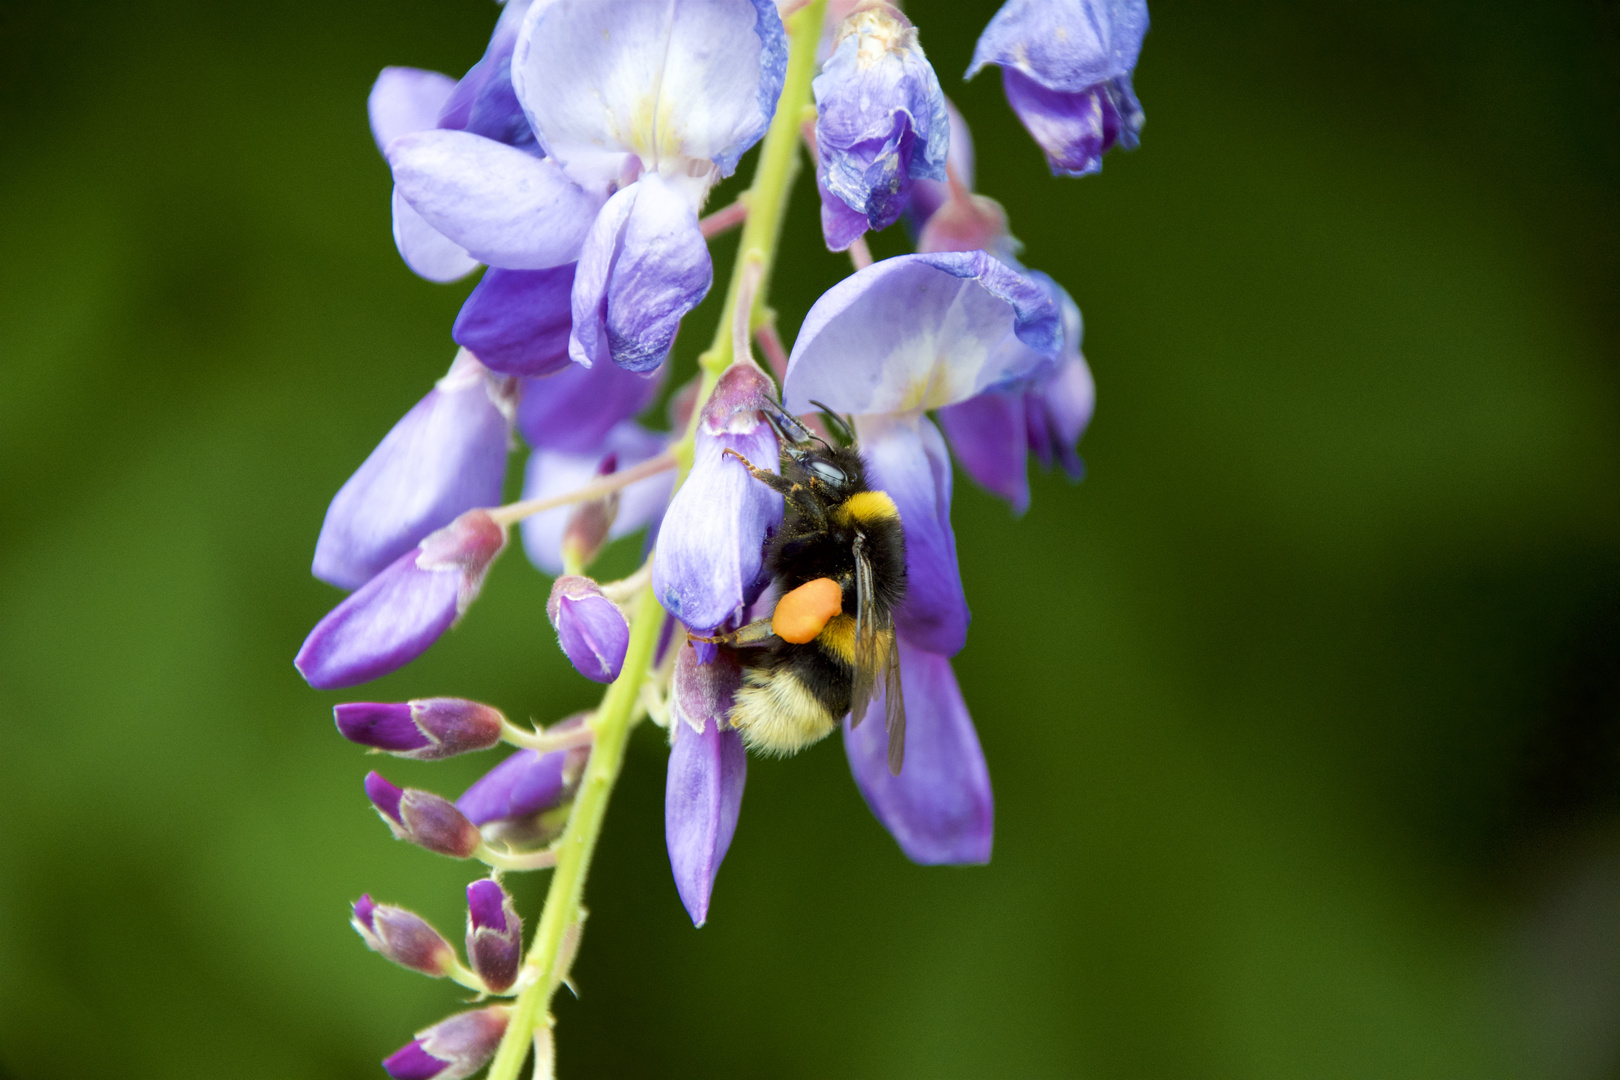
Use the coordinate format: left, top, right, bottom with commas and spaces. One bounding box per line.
2, 1, 1618, 1076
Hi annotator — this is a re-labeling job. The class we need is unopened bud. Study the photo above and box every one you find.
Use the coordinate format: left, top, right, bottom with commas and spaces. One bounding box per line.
547, 576, 630, 684
351, 895, 458, 977
559, 454, 621, 570
457, 727, 590, 849
465, 878, 523, 993
383, 1006, 510, 1080
365, 772, 483, 858
334, 699, 504, 760
917, 191, 1012, 257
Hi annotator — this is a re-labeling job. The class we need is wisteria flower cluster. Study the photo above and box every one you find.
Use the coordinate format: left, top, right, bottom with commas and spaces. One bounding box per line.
298, 1, 1147, 1076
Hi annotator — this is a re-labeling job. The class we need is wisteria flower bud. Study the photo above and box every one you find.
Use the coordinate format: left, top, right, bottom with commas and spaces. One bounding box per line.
333, 698, 505, 760
383, 1006, 511, 1080
295, 509, 507, 690
547, 576, 630, 684
351, 895, 459, 977
813, 3, 949, 250
558, 454, 620, 571
365, 772, 483, 858
652, 364, 783, 635
464, 878, 523, 992
457, 729, 590, 848
967, 0, 1149, 177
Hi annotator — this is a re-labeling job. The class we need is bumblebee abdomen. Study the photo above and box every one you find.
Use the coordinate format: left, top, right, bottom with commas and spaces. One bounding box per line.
727, 644, 852, 756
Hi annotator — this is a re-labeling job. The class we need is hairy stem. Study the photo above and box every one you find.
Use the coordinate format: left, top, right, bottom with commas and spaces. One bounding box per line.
483, 5, 826, 1075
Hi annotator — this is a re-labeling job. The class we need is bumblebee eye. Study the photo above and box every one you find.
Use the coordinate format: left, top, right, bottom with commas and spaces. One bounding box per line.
809, 460, 847, 486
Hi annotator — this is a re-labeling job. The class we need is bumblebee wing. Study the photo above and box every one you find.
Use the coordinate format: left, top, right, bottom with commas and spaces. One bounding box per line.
850, 534, 905, 772
882, 627, 905, 775
848, 533, 879, 729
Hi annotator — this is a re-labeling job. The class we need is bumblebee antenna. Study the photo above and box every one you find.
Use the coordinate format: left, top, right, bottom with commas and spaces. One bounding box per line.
808, 400, 855, 445
762, 399, 835, 455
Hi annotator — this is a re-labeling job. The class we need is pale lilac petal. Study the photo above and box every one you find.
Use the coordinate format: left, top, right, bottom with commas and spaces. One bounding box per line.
388, 130, 601, 269
844, 639, 991, 865
513, 0, 787, 188
520, 424, 674, 575
569, 175, 712, 373
936, 390, 1030, 514
313, 355, 509, 590
665, 716, 747, 926
966, 0, 1149, 93
296, 550, 460, 689
857, 414, 967, 656
817, 165, 874, 254
1001, 68, 1142, 177
782, 251, 1060, 415
453, 264, 575, 378
369, 67, 457, 152
517, 356, 664, 454
391, 186, 480, 283
653, 366, 781, 633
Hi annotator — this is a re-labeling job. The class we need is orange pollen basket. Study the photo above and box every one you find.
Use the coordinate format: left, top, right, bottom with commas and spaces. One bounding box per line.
770, 578, 844, 644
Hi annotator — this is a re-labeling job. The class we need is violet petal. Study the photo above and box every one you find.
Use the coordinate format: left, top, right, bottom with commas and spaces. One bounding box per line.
857, 414, 968, 657
936, 389, 1031, 515
844, 639, 992, 865
550, 586, 630, 684
369, 67, 457, 153
671, 642, 744, 735
453, 265, 576, 378
295, 548, 460, 690
388, 130, 601, 270
782, 251, 1061, 416
312, 354, 509, 591
1001, 68, 1143, 177
517, 358, 665, 455
569, 175, 713, 373
966, 0, 1149, 93
333, 702, 433, 754
382, 1042, 449, 1080
457, 749, 569, 826
652, 367, 782, 633
665, 717, 748, 926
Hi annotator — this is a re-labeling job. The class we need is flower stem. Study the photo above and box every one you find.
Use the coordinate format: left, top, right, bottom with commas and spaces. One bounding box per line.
483, 6, 827, 1076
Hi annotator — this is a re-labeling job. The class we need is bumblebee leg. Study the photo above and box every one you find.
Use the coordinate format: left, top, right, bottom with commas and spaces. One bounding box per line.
690, 618, 778, 649
721, 449, 796, 497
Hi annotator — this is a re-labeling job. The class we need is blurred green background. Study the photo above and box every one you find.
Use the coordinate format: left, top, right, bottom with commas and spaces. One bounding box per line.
3, 0, 1618, 1076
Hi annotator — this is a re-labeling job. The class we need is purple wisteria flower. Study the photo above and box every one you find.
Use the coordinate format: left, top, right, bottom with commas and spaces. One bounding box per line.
652, 364, 783, 636
312, 350, 513, 591
368, 0, 537, 282
456, 729, 590, 852
783, 250, 1061, 655
296, 509, 507, 689
366, 772, 484, 859
383, 1007, 510, 1080
813, 3, 949, 251
967, 0, 1149, 177
517, 358, 665, 456
351, 895, 459, 977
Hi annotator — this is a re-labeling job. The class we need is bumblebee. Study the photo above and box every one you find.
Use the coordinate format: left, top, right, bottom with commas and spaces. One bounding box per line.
707, 404, 909, 774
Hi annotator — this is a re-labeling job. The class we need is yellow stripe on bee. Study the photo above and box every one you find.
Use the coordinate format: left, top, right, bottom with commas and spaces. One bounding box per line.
835, 490, 900, 526
729, 670, 838, 756
816, 614, 857, 665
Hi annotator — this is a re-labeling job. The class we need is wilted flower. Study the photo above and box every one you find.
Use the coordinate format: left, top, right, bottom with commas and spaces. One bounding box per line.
967, 0, 1150, 176
813, 3, 948, 250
